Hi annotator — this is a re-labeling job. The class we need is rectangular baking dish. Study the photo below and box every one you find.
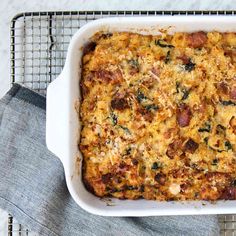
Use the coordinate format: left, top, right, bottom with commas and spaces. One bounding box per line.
46, 15, 236, 216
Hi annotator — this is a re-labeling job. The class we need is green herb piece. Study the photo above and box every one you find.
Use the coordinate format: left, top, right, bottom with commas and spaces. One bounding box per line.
139, 165, 146, 176
128, 59, 139, 68
184, 60, 195, 72
225, 141, 233, 150
165, 50, 171, 64
191, 163, 198, 169
106, 186, 120, 193
175, 82, 190, 100
155, 39, 174, 48
203, 137, 209, 144
176, 81, 180, 93
118, 125, 131, 135
126, 185, 138, 190
211, 158, 218, 166
131, 159, 138, 165
216, 124, 226, 135
198, 122, 211, 132
105, 186, 111, 191
181, 89, 190, 100
125, 147, 132, 155
216, 124, 226, 131
209, 146, 223, 153
221, 100, 236, 106
111, 112, 117, 125
101, 33, 113, 39
128, 59, 139, 74
144, 104, 159, 112
231, 180, 236, 187
137, 90, 147, 103
140, 184, 145, 192
151, 162, 162, 170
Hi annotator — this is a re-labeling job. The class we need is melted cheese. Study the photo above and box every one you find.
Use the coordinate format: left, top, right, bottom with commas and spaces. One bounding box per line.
80, 31, 236, 201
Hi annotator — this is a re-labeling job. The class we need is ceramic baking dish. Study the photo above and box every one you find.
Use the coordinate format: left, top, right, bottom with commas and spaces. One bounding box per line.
46, 15, 236, 216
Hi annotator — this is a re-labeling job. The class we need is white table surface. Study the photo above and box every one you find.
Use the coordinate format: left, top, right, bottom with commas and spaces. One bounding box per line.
1, 0, 236, 234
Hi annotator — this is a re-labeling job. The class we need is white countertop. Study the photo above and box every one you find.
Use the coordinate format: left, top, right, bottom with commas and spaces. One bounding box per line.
1, 0, 236, 234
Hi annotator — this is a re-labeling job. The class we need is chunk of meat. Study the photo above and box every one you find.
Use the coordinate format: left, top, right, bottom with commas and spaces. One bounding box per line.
224, 49, 236, 63
193, 99, 207, 114
230, 87, 236, 100
142, 76, 155, 88
163, 127, 179, 139
143, 112, 154, 122
177, 55, 190, 64
95, 70, 113, 82
151, 67, 161, 77
116, 162, 130, 174
80, 82, 89, 97
101, 173, 112, 184
184, 139, 199, 154
154, 173, 166, 185
218, 82, 229, 95
83, 41, 97, 55
230, 116, 236, 134
79, 144, 89, 151
130, 67, 139, 75
100, 33, 113, 39
187, 31, 207, 48
205, 172, 230, 182
220, 187, 236, 200
177, 104, 192, 127
172, 168, 191, 178
166, 139, 183, 158
137, 107, 154, 122
111, 97, 129, 110
95, 69, 123, 84
177, 55, 196, 71
131, 158, 139, 165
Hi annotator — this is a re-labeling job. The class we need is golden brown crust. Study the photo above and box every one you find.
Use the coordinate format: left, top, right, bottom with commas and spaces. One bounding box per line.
80, 31, 236, 201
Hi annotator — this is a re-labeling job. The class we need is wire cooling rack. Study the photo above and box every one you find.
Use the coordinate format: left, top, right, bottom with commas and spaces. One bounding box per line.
9, 10, 236, 236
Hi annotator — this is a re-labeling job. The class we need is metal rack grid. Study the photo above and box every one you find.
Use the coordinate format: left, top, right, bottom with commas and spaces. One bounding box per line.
9, 10, 236, 236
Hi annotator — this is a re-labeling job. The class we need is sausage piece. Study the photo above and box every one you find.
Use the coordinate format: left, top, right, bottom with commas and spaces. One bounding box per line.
166, 139, 183, 158
137, 107, 154, 122
101, 173, 112, 184
218, 82, 229, 95
154, 173, 166, 185
187, 31, 207, 48
95, 69, 123, 84
220, 187, 236, 200
177, 55, 190, 64
184, 138, 199, 154
230, 116, 236, 134
177, 104, 192, 127
111, 97, 129, 110
230, 87, 236, 100
83, 41, 97, 55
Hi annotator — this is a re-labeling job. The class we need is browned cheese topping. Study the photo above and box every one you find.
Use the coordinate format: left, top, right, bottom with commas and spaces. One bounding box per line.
80, 31, 236, 201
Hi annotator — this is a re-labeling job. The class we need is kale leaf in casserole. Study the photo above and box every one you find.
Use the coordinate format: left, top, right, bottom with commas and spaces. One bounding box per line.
80, 31, 236, 201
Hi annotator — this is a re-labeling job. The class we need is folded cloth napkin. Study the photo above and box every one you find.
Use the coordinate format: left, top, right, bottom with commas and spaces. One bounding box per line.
0, 83, 220, 236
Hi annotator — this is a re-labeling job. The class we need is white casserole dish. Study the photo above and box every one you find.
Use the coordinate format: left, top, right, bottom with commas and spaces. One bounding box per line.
46, 15, 236, 216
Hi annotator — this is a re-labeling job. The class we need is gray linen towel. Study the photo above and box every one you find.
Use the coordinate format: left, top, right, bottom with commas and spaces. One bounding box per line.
0, 83, 220, 236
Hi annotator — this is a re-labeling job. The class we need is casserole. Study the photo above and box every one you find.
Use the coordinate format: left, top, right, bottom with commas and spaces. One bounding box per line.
80, 31, 236, 201
46, 16, 236, 216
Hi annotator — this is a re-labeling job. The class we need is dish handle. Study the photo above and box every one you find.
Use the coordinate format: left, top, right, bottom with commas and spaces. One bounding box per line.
46, 72, 68, 164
